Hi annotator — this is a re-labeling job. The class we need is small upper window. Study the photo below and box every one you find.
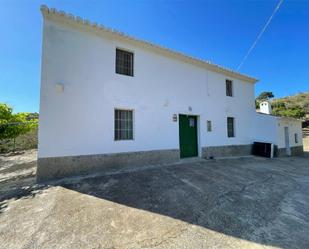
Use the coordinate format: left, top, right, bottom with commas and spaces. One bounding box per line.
226, 79, 233, 97
189, 118, 195, 127
115, 109, 133, 140
227, 117, 235, 137
116, 48, 134, 76
295, 133, 298, 143
207, 120, 212, 132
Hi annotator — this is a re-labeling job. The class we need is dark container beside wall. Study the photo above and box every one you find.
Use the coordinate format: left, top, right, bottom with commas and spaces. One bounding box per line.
252, 142, 273, 158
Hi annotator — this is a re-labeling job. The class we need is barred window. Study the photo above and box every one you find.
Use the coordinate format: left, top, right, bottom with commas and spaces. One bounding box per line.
226, 79, 233, 97
115, 109, 133, 140
207, 120, 212, 132
295, 133, 298, 143
227, 117, 235, 137
116, 49, 134, 76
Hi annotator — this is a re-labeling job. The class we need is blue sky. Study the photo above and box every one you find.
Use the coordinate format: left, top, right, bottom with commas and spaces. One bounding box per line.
0, 0, 308, 113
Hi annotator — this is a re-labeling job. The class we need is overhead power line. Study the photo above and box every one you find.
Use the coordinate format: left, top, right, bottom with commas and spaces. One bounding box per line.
237, 0, 284, 70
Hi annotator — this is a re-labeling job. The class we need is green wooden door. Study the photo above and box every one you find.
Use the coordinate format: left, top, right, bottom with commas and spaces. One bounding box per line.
179, 115, 198, 158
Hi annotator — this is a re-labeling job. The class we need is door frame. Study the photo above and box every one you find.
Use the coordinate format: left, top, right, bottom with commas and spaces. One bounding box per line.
284, 126, 291, 156
178, 113, 201, 158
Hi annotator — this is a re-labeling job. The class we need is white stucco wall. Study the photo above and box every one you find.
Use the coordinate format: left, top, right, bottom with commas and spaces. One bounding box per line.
254, 113, 303, 150
39, 18, 256, 158
277, 118, 303, 149
253, 113, 278, 144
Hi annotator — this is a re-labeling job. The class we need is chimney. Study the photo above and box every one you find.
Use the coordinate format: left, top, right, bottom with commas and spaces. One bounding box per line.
259, 101, 272, 115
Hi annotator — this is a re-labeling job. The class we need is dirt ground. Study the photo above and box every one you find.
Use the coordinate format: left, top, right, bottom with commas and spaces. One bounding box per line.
0, 150, 37, 202
0, 135, 308, 249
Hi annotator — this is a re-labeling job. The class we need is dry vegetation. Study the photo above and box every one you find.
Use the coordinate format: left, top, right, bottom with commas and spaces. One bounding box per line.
0, 128, 38, 153
272, 92, 309, 120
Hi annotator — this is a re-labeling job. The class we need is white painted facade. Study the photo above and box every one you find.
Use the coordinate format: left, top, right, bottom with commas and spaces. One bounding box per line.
254, 101, 303, 152
254, 113, 303, 150
253, 114, 278, 145
38, 7, 302, 160
39, 17, 255, 158
277, 117, 303, 149
259, 101, 272, 115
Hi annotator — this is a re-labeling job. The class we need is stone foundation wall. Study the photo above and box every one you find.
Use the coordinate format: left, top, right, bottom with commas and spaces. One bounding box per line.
202, 144, 252, 158
276, 145, 304, 157
37, 143, 304, 182
37, 149, 180, 182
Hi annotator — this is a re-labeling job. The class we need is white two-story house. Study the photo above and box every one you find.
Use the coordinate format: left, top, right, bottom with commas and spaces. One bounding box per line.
37, 6, 303, 182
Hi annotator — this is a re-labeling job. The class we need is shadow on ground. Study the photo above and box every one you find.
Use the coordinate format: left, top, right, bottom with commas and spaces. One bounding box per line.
1, 150, 309, 249
57, 156, 309, 249
0, 150, 44, 213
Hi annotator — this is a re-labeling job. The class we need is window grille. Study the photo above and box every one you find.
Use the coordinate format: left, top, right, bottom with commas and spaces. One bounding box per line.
295, 133, 298, 143
226, 79, 233, 97
207, 120, 212, 132
227, 117, 235, 137
116, 49, 134, 76
115, 109, 133, 140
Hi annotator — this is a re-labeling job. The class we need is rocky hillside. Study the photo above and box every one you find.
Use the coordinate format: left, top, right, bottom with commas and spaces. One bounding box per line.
270, 92, 309, 123
272, 92, 309, 115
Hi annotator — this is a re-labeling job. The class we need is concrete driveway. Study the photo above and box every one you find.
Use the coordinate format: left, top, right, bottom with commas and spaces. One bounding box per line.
0, 153, 309, 249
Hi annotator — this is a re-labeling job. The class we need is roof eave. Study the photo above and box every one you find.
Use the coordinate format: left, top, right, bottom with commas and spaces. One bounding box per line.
40, 5, 259, 84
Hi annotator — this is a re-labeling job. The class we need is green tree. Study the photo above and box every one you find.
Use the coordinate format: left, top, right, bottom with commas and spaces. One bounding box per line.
0, 103, 13, 123
256, 91, 274, 101
272, 104, 305, 119
0, 103, 38, 150
255, 91, 275, 109
271, 101, 285, 109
